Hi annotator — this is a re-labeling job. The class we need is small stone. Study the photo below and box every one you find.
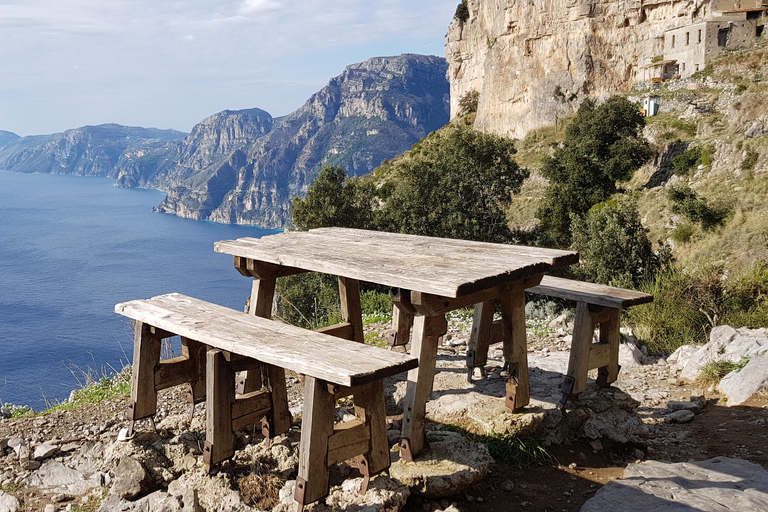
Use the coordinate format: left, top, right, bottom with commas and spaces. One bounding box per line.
466, 495, 474, 502
634, 449, 645, 460
44, 505, 56, 512
476, 497, 484, 503
667, 410, 695, 424
589, 440, 604, 451
667, 401, 700, 413
0, 491, 20, 512
34, 443, 58, 460
502, 480, 515, 492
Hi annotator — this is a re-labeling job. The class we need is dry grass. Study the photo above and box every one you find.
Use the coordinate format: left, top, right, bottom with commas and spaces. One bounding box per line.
238, 472, 283, 510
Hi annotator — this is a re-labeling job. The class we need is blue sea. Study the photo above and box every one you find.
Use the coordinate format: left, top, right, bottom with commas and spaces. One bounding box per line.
0, 171, 277, 409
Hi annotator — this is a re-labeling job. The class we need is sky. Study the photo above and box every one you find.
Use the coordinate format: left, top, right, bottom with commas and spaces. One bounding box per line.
0, 0, 458, 136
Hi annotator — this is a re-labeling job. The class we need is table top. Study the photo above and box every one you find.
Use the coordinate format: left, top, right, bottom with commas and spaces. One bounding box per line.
214, 228, 579, 298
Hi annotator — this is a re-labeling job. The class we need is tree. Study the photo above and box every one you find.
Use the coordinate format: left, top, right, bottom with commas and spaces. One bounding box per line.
380, 120, 529, 242
570, 198, 668, 287
537, 96, 653, 247
291, 166, 377, 230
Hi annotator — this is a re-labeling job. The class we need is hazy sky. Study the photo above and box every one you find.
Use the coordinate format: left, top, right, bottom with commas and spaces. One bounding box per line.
0, 0, 457, 136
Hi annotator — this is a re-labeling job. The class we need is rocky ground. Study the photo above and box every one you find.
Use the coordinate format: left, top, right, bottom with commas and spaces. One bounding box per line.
1, 316, 767, 512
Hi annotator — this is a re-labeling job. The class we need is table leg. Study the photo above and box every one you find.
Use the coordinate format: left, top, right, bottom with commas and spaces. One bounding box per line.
339, 277, 364, 343
500, 290, 530, 411
563, 301, 593, 400
204, 349, 235, 468
238, 277, 276, 394
467, 299, 495, 382
400, 313, 446, 461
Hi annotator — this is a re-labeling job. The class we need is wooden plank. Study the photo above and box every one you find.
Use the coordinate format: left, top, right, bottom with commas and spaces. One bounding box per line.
566, 302, 596, 395
130, 322, 162, 421
354, 380, 389, 474
232, 406, 273, 432
214, 230, 573, 298
231, 389, 272, 419
245, 258, 308, 280
204, 349, 235, 466
297, 377, 335, 504
599, 308, 621, 385
390, 304, 413, 347
501, 290, 529, 410
400, 314, 443, 460
327, 421, 370, 466
468, 300, 495, 369
182, 338, 207, 402
315, 322, 354, 340
587, 342, 611, 369
339, 277, 364, 343
265, 364, 292, 436
410, 272, 544, 316
528, 276, 653, 309
116, 294, 418, 387
154, 356, 196, 392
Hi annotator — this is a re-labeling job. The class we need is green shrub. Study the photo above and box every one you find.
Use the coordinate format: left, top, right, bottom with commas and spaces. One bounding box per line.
672, 147, 701, 175
454, 0, 469, 22
537, 96, 652, 247
458, 90, 479, 114
667, 185, 729, 230
274, 273, 342, 329
741, 149, 759, 171
570, 198, 666, 287
671, 223, 695, 243
699, 144, 715, 166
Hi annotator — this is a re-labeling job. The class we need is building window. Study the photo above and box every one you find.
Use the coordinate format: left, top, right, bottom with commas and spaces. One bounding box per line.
718, 27, 729, 47
695, 64, 700, 72
682, 62, 686, 72
698, 29, 702, 43
686, 32, 690, 45
672, 34, 676, 48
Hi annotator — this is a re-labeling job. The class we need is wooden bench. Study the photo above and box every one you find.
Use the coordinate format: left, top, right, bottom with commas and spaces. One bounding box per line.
527, 276, 653, 402
115, 293, 418, 509
466, 276, 652, 404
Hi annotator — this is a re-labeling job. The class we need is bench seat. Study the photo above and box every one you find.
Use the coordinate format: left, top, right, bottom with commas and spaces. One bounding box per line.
116, 293, 418, 509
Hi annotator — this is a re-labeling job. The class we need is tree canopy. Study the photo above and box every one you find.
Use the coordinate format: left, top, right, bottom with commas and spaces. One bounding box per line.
537, 96, 653, 247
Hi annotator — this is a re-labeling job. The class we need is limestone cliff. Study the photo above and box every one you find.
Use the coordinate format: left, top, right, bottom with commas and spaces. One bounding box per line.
446, 0, 713, 139
154, 54, 450, 227
0, 125, 185, 177
0, 130, 19, 148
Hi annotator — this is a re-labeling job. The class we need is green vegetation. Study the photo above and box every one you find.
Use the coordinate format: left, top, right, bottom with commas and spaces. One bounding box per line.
459, 90, 480, 114
439, 425, 556, 468
667, 185, 730, 230
570, 198, 669, 287
454, 0, 469, 22
698, 357, 751, 387
536, 97, 653, 247
741, 149, 759, 171
672, 147, 701, 175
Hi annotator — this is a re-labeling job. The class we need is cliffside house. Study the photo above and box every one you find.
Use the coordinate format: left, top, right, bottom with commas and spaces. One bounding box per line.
641, 3, 765, 81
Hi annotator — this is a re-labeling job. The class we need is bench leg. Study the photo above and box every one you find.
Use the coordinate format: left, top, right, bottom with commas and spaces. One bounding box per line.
339, 277, 364, 343
239, 277, 275, 394
596, 308, 621, 387
182, 338, 207, 418
264, 364, 292, 437
563, 301, 594, 400
388, 302, 414, 348
128, 322, 162, 429
354, 380, 389, 475
296, 376, 335, 508
400, 314, 446, 461
467, 299, 495, 382
204, 349, 235, 468
501, 291, 529, 411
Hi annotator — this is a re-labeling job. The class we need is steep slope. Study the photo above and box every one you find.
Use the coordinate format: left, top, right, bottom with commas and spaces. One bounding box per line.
0, 124, 185, 177
155, 54, 450, 227
446, 0, 715, 138
0, 130, 19, 148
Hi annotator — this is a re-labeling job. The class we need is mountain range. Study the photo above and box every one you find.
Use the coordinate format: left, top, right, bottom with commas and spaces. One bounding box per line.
0, 54, 449, 228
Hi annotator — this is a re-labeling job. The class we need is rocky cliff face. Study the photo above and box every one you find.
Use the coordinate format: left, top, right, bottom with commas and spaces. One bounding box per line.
446, 0, 712, 139
0, 130, 19, 148
0, 125, 185, 177
154, 54, 449, 227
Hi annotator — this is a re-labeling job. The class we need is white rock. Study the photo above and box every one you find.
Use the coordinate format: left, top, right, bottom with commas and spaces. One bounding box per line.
679, 326, 768, 380
0, 491, 20, 512
44, 505, 55, 512
718, 354, 768, 406
619, 342, 643, 368
582, 457, 768, 511
34, 443, 58, 460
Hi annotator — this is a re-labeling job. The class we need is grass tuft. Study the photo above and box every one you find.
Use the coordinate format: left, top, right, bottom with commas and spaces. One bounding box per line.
440, 424, 557, 469
698, 357, 751, 388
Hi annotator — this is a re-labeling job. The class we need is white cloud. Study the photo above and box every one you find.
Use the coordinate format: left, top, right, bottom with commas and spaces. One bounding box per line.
237, 0, 282, 15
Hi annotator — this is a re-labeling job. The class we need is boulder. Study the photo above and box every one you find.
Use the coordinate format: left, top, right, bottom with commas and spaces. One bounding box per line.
25, 460, 103, 496
667, 410, 695, 423
0, 491, 20, 512
389, 430, 493, 497
619, 342, 643, 368
581, 457, 768, 511
111, 456, 151, 500
666, 400, 701, 413
34, 443, 58, 460
679, 326, 768, 381
718, 354, 768, 406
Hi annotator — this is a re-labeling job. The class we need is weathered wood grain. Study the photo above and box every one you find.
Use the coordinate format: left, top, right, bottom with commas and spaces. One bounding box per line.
528, 276, 653, 308
297, 377, 335, 504
214, 228, 576, 298
115, 293, 417, 387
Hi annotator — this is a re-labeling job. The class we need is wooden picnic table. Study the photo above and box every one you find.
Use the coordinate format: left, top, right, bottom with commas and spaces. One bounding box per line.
214, 227, 578, 460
